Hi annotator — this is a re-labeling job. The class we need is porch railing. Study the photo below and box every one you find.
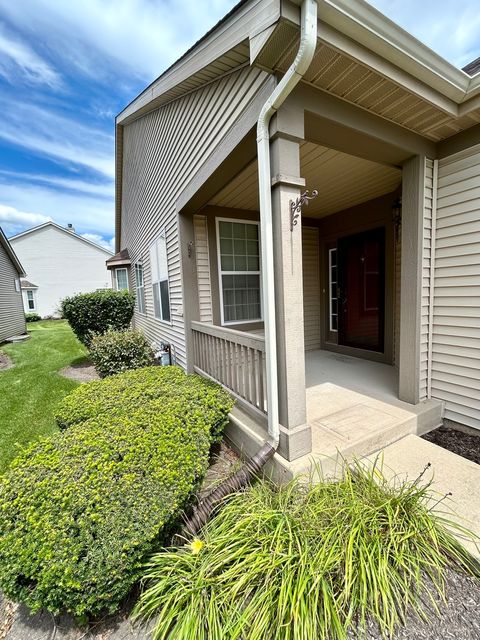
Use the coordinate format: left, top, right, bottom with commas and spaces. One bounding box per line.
191, 321, 267, 417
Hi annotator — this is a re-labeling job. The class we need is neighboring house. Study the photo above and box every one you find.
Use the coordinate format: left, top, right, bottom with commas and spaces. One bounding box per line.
10, 222, 113, 318
0, 227, 26, 342
113, 0, 480, 469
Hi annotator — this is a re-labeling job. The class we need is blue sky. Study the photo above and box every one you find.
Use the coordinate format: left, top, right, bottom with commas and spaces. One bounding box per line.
0, 0, 479, 250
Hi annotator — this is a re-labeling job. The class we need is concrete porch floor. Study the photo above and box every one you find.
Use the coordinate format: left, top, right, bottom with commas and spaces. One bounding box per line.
227, 348, 444, 481
304, 350, 444, 471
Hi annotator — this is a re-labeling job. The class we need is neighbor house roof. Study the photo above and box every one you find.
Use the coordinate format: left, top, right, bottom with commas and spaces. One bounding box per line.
0, 227, 26, 277
106, 248, 131, 269
20, 279, 38, 290
463, 57, 480, 77
9, 221, 114, 256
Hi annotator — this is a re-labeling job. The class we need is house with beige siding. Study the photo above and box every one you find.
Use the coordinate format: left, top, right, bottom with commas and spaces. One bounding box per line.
0, 227, 26, 343
113, 0, 480, 473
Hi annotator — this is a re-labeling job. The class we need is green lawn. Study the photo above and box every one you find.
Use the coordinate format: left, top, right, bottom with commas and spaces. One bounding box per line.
0, 320, 86, 472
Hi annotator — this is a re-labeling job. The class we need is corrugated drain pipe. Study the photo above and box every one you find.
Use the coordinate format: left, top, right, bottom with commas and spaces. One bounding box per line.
185, 0, 318, 537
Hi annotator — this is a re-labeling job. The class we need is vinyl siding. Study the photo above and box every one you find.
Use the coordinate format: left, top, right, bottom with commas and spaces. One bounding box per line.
193, 214, 213, 323
432, 145, 480, 428
0, 243, 26, 342
302, 226, 321, 351
120, 65, 271, 367
420, 158, 435, 400
10, 226, 111, 317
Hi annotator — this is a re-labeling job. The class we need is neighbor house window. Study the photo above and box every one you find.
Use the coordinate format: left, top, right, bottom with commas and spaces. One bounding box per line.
26, 290, 36, 311
115, 268, 128, 291
135, 262, 146, 314
149, 232, 171, 322
217, 219, 261, 324
329, 248, 338, 332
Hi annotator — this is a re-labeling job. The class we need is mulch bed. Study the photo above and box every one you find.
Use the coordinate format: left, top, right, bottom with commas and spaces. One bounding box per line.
0, 352, 12, 371
59, 360, 99, 383
346, 569, 480, 639
422, 422, 480, 466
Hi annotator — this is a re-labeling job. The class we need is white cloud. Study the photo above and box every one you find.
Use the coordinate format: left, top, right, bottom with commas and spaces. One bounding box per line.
0, 99, 115, 178
0, 24, 61, 88
0, 204, 51, 235
81, 232, 115, 252
0, 0, 238, 82
0, 180, 114, 237
0, 169, 114, 198
367, 0, 480, 68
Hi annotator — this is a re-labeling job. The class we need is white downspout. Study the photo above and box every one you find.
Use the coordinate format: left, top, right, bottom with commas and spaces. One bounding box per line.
257, 0, 318, 448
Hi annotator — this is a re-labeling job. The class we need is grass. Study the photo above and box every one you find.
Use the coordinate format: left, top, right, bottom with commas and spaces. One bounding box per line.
134, 462, 479, 640
0, 320, 86, 471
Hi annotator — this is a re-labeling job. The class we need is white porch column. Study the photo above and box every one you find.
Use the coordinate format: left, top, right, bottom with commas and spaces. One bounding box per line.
269, 119, 312, 460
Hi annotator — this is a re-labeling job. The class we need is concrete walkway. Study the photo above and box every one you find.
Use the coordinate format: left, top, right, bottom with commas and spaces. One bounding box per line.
364, 434, 480, 558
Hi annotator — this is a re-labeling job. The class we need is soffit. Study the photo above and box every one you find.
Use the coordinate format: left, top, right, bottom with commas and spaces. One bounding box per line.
209, 142, 401, 217
255, 23, 480, 142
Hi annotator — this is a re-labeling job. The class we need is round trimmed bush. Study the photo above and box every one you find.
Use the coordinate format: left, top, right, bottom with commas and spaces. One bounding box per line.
25, 312, 41, 322
61, 289, 135, 346
89, 328, 155, 377
0, 367, 233, 617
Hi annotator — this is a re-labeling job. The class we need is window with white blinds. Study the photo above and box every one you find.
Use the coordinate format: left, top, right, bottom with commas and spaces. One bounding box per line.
115, 268, 128, 291
216, 218, 261, 325
149, 232, 171, 322
135, 262, 146, 314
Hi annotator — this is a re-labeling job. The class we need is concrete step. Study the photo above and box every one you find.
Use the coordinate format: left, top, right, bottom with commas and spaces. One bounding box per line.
363, 434, 480, 558
5, 334, 30, 343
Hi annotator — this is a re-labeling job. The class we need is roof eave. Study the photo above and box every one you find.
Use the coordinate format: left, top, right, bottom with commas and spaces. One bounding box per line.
0, 228, 26, 277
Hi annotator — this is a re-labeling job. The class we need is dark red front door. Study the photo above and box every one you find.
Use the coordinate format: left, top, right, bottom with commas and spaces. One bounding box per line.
337, 228, 385, 352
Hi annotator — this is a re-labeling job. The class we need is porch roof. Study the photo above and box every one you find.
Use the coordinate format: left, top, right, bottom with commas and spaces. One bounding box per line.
117, 0, 480, 132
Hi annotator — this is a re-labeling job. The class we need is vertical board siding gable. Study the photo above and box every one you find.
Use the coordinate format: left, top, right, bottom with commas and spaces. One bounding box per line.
193, 215, 213, 323
432, 146, 480, 428
302, 226, 321, 351
121, 66, 271, 367
420, 158, 435, 400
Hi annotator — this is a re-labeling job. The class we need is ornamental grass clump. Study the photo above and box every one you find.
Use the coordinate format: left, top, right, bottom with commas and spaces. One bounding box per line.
134, 462, 479, 640
0, 367, 233, 618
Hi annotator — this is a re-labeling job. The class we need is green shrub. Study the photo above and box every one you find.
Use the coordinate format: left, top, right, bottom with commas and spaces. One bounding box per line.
89, 329, 155, 377
55, 366, 232, 443
25, 312, 41, 322
0, 367, 233, 618
61, 289, 135, 346
134, 462, 479, 640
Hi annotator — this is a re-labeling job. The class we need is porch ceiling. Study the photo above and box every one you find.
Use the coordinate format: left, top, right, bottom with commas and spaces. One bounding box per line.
208, 141, 402, 217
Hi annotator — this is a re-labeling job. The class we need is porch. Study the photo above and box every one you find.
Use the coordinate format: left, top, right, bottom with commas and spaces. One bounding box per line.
191, 321, 442, 477
178, 86, 440, 467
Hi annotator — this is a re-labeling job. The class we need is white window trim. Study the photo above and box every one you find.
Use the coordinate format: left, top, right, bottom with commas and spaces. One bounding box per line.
115, 267, 128, 291
216, 217, 262, 327
134, 261, 146, 315
149, 230, 172, 326
26, 289, 36, 311
329, 247, 338, 333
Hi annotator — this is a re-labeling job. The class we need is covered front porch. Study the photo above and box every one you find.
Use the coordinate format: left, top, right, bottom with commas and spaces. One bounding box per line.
179, 82, 440, 469
191, 321, 442, 476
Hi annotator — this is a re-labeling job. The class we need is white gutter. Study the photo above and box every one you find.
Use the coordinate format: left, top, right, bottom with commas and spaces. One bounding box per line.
257, 0, 318, 449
